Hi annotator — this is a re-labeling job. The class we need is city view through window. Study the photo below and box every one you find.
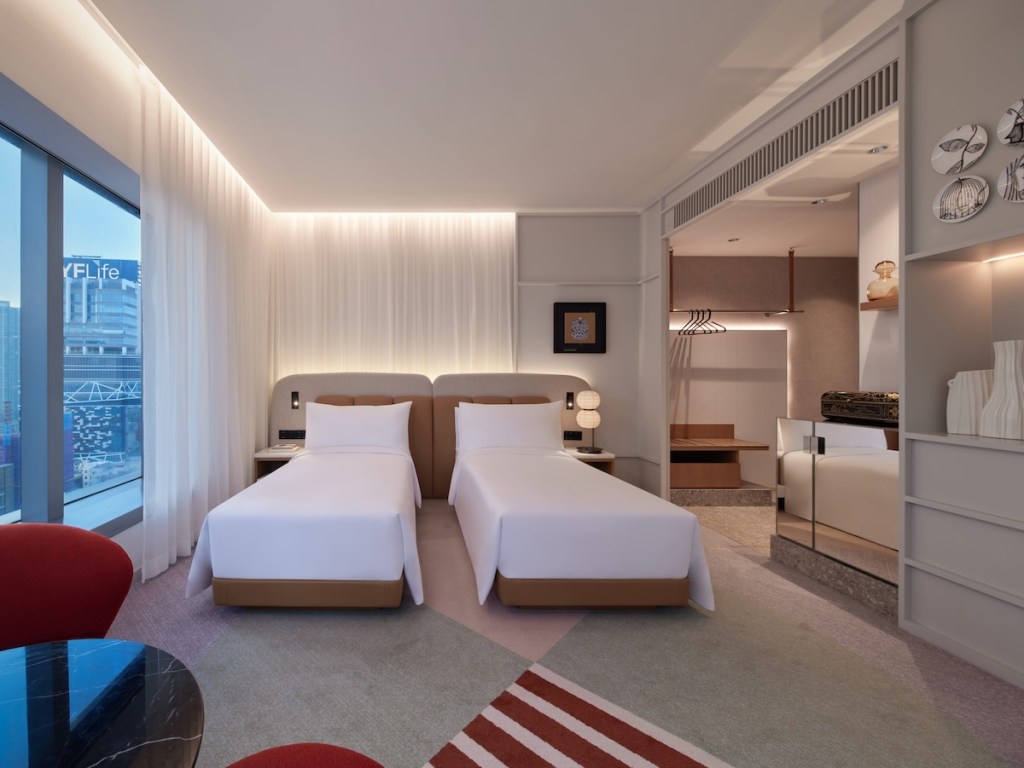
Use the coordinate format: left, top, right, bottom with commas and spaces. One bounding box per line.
0, 131, 141, 522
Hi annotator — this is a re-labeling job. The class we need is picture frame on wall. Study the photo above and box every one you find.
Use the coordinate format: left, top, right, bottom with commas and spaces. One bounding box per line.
553, 302, 606, 353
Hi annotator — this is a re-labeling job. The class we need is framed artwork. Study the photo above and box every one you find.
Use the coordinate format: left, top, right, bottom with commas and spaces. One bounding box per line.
553, 302, 606, 353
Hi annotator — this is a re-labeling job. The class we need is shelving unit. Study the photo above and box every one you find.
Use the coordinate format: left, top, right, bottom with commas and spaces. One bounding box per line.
896, 0, 1024, 688
859, 296, 898, 311
901, 230, 1024, 689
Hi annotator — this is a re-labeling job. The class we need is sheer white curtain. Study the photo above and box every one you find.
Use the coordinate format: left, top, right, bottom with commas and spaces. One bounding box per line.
140, 74, 272, 580
271, 213, 515, 380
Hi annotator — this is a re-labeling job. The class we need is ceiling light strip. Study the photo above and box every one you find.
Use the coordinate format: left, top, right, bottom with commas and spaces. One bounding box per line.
668, 59, 898, 233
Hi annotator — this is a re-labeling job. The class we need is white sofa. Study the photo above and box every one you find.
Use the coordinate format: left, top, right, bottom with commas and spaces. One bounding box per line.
777, 419, 899, 551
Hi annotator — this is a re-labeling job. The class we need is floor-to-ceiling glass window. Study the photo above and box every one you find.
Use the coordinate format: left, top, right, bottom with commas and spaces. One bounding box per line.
0, 129, 21, 523
1, 71, 141, 531
62, 174, 141, 504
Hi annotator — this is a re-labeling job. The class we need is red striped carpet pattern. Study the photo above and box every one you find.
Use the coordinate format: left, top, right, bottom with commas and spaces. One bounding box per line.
425, 665, 732, 768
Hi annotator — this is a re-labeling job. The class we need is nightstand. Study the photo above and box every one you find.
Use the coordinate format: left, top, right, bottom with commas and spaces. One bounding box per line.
566, 448, 615, 475
254, 447, 300, 479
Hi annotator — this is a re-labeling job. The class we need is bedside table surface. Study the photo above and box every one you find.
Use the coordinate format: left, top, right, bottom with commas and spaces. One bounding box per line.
255, 447, 301, 459
566, 448, 615, 461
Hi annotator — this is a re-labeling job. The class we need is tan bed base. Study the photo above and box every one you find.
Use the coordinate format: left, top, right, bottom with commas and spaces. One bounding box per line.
211, 576, 404, 608
494, 573, 690, 608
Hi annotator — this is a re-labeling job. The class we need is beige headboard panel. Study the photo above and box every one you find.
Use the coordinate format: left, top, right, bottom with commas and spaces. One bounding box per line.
269, 372, 435, 498
430, 373, 590, 499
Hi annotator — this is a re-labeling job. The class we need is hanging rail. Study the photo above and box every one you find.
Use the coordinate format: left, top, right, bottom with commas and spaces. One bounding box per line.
670, 247, 805, 328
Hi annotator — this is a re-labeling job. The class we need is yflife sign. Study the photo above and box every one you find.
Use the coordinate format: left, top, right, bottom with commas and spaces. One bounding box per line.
63, 258, 139, 284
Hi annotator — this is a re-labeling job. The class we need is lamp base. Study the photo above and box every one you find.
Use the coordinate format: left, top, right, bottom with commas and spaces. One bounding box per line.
576, 446, 604, 454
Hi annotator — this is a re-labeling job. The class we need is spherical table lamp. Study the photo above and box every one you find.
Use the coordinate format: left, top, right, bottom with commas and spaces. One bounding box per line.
576, 390, 602, 454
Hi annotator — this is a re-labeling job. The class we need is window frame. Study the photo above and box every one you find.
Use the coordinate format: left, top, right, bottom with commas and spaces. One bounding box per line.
0, 74, 142, 535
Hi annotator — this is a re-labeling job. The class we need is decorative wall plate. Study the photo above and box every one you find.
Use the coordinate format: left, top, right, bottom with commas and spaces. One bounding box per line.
933, 175, 989, 223
996, 98, 1024, 145
998, 154, 1024, 203
931, 124, 987, 174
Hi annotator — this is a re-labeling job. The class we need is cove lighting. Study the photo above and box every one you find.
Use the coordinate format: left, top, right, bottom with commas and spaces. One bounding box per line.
984, 251, 1024, 263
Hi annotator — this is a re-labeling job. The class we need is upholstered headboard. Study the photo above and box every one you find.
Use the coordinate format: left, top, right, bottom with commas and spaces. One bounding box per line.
270, 372, 435, 498
269, 372, 592, 501
430, 373, 590, 499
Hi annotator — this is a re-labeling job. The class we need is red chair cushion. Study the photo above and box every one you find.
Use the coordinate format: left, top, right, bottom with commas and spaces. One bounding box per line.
226, 743, 385, 768
0, 523, 134, 651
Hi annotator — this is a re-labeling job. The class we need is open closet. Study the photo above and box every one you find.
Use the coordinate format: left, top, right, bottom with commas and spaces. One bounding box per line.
664, 80, 901, 600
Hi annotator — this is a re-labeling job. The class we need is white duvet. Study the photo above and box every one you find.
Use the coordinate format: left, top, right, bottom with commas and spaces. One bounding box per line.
186, 446, 423, 604
448, 447, 714, 610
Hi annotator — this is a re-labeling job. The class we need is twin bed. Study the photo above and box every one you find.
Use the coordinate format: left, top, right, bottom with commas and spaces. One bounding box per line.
186, 372, 714, 611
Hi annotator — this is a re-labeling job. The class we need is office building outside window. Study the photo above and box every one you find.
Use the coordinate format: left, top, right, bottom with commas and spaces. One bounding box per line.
62, 175, 141, 503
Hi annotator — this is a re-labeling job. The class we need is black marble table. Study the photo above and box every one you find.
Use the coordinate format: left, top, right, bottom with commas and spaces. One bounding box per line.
0, 638, 204, 767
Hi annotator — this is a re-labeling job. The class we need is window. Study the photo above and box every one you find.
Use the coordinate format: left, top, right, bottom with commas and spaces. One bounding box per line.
62, 174, 141, 504
0, 129, 20, 524
1, 73, 141, 531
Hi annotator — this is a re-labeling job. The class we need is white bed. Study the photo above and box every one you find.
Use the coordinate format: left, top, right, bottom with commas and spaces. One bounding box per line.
186, 397, 425, 607
447, 400, 714, 610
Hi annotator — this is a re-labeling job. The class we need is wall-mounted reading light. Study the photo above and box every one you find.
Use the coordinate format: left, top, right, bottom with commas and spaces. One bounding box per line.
565, 391, 575, 410
291, 391, 300, 409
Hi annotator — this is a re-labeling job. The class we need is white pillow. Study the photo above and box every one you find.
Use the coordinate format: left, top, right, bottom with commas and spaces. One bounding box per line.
455, 401, 563, 452
304, 400, 412, 452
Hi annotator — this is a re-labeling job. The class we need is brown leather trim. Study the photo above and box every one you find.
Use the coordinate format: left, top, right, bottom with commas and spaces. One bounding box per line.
211, 577, 404, 608
316, 395, 355, 406
494, 574, 690, 608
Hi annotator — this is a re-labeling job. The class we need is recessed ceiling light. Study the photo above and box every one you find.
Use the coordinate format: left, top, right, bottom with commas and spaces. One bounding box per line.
868, 145, 890, 154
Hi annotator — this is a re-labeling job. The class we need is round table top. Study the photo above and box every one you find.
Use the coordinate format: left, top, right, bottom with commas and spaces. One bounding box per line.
0, 638, 204, 767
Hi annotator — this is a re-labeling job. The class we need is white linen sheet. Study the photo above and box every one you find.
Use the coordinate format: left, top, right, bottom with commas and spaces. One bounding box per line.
186, 446, 423, 604
448, 448, 714, 610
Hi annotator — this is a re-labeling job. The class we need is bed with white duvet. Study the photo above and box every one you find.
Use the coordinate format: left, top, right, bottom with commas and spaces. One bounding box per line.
186, 400, 423, 607
448, 401, 714, 610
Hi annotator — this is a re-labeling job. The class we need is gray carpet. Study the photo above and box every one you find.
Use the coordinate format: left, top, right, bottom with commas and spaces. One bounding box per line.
109, 503, 1024, 768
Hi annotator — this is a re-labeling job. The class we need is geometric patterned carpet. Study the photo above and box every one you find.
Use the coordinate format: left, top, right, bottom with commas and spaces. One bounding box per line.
109, 500, 1024, 768
426, 664, 734, 767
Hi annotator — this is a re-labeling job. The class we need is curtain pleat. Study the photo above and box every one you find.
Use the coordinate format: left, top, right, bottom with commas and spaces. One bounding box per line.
141, 84, 514, 581
271, 212, 515, 381
140, 75, 271, 580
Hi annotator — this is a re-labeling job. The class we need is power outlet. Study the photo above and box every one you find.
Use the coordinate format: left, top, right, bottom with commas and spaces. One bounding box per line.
563, 430, 583, 441
279, 429, 306, 440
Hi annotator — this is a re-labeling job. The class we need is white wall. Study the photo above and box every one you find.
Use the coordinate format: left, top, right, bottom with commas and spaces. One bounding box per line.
637, 202, 668, 494
859, 166, 899, 391
516, 214, 644, 484
667, 330, 787, 487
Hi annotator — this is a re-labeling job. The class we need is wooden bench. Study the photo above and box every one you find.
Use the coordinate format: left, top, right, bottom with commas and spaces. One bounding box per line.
669, 424, 768, 489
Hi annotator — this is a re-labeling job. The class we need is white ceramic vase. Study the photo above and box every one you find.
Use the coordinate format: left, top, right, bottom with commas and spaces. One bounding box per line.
977, 339, 1024, 439
946, 369, 993, 435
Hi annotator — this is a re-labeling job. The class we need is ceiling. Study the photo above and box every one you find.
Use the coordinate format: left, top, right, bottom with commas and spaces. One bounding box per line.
88, 0, 903, 214
668, 108, 899, 258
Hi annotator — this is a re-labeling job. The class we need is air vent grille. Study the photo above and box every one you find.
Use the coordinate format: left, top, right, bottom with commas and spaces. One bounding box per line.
669, 60, 898, 231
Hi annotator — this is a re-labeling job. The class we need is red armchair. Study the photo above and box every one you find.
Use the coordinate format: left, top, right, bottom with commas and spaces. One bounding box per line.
226, 743, 385, 767
0, 523, 134, 651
